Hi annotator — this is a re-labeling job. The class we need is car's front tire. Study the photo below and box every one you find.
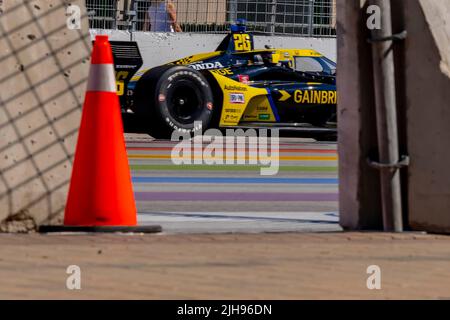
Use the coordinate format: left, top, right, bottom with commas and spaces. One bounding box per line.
134, 65, 215, 139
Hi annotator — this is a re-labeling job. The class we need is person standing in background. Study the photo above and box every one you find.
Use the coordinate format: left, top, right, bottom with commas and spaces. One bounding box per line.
144, 0, 182, 32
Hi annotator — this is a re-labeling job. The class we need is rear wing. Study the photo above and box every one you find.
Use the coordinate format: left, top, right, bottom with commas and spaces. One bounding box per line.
110, 41, 143, 106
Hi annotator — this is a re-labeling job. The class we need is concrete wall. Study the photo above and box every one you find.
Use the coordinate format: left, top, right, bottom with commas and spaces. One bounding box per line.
403, 0, 450, 233
90, 29, 337, 70
0, 0, 91, 232
338, 0, 450, 233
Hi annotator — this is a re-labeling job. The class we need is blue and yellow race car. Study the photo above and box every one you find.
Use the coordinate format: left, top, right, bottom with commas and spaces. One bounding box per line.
112, 23, 337, 138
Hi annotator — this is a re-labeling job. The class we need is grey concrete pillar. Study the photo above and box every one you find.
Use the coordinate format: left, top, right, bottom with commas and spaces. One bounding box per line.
337, 0, 383, 230
401, 0, 450, 233
0, 0, 91, 232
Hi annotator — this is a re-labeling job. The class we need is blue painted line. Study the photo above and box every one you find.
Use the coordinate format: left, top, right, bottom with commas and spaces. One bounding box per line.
266, 88, 281, 122
132, 176, 338, 184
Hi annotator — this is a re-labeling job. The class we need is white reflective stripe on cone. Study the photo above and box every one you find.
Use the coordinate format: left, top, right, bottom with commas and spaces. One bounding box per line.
87, 64, 117, 93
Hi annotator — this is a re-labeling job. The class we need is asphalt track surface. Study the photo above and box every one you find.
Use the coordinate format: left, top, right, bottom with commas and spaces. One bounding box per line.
126, 134, 340, 234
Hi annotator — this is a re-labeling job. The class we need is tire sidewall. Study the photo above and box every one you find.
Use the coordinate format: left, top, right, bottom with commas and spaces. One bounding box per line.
154, 67, 214, 134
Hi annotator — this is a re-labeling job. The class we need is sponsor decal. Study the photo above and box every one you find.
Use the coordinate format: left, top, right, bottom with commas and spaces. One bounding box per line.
259, 114, 270, 120
224, 85, 247, 92
238, 74, 250, 84
115, 65, 137, 69
159, 94, 166, 102
165, 117, 202, 133
225, 108, 241, 113
257, 106, 268, 111
206, 102, 214, 111
189, 62, 224, 70
278, 90, 291, 102
174, 56, 194, 65
211, 68, 234, 76
224, 114, 240, 122
167, 71, 208, 87
294, 90, 337, 105
229, 93, 245, 104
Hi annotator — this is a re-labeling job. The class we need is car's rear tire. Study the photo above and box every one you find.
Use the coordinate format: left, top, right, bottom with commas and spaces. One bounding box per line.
134, 65, 215, 139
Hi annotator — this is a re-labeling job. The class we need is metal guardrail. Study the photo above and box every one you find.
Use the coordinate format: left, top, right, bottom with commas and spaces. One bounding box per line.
86, 0, 336, 38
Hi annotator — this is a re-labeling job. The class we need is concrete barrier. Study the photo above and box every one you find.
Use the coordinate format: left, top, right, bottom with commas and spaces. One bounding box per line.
405, 0, 450, 233
337, 0, 383, 230
338, 0, 450, 233
90, 30, 337, 70
0, 1, 91, 232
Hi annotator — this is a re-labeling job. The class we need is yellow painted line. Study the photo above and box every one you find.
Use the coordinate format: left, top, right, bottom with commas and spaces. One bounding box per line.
128, 154, 338, 161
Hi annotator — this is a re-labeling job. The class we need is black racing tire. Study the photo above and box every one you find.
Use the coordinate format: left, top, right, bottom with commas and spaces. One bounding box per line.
134, 65, 215, 139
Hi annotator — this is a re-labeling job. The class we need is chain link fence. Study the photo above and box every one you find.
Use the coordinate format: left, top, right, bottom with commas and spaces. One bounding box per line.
86, 0, 336, 37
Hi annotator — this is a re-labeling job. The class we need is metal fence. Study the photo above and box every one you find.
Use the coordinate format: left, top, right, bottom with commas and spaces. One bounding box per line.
86, 0, 336, 37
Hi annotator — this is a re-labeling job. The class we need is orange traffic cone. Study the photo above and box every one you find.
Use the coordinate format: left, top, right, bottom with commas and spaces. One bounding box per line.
40, 35, 160, 233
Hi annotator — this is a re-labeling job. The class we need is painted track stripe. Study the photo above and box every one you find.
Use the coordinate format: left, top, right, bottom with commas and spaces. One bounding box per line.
130, 164, 337, 172
127, 140, 336, 148
129, 154, 337, 161
132, 177, 338, 184
139, 211, 338, 224
127, 147, 337, 154
135, 192, 338, 201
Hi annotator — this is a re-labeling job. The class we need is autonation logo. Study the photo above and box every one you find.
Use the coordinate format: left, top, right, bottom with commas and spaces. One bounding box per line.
171, 122, 280, 176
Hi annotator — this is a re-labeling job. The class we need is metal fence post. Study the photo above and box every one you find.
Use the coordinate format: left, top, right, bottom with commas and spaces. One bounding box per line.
123, 0, 129, 28
269, 0, 277, 35
129, 0, 138, 32
112, 0, 118, 30
370, 0, 404, 232
308, 0, 315, 37
229, 0, 237, 23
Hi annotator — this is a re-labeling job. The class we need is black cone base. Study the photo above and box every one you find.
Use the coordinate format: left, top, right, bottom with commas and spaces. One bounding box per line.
38, 225, 162, 234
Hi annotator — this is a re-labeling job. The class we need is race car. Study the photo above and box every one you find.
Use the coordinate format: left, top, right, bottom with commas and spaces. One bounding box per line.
111, 22, 337, 139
